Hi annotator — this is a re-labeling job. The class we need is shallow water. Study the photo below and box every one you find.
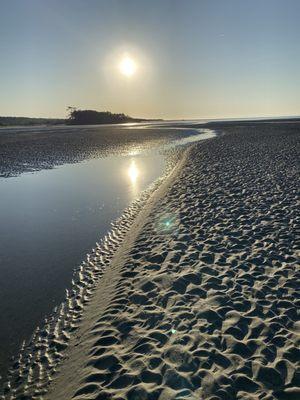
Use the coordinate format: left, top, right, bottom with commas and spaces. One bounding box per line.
0, 126, 215, 378
0, 152, 167, 375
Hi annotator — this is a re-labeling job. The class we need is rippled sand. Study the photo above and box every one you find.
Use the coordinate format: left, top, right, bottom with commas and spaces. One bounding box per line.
3, 123, 300, 399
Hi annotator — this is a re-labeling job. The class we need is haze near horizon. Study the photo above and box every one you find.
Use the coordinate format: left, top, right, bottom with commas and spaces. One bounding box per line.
0, 0, 299, 120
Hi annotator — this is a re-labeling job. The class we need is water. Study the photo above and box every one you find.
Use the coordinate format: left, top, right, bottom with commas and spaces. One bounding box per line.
0, 126, 215, 378
0, 152, 166, 375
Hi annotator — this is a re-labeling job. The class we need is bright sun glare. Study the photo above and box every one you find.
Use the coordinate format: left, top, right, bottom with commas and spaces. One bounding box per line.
119, 56, 137, 77
128, 159, 139, 184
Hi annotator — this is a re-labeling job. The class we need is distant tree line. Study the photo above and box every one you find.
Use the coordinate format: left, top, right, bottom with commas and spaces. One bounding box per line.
0, 109, 161, 127
67, 107, 143, 125
0, 116, 65, 127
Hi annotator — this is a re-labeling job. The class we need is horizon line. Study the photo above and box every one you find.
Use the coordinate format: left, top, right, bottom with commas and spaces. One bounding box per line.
1, 113, 300, 122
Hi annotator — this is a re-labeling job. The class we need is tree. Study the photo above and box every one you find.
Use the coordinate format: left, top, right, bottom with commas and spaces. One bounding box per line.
66, 107, 135, 125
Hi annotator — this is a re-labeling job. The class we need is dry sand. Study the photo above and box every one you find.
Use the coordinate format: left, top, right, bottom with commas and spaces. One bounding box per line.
3, 123, 300, 399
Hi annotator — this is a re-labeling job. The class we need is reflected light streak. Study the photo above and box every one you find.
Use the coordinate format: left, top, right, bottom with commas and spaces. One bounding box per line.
127, 148, 140, 157
128, 159, 139, 185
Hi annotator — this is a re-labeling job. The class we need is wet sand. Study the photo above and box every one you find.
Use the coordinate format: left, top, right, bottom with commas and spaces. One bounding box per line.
3, 122, 300, 399
0, 124, 196, 177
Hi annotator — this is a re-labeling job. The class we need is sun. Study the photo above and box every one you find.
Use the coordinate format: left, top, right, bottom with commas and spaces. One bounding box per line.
119, 56, 137, 77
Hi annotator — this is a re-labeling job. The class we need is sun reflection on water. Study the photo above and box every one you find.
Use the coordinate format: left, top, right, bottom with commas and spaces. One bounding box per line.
128, 159, 139, 185
127, 148, 140, 157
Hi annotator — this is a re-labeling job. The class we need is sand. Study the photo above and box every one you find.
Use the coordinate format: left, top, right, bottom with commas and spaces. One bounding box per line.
3, 123, 300, 399
0, 124, 196, 177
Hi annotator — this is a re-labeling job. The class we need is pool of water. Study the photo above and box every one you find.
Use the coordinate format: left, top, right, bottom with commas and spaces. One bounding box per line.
0, 151, 167, 375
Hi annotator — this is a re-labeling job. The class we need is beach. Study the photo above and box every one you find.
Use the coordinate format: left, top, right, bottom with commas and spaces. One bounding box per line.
0, 124, 196, 178
4, 122, 300, 399
0, 123, 212, 382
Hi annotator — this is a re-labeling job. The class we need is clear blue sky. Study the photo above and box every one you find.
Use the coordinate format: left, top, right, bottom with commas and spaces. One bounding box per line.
0, 0, 299, 119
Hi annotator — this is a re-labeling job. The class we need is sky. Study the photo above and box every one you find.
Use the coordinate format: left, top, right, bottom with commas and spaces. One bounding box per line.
0, 0, 299, 119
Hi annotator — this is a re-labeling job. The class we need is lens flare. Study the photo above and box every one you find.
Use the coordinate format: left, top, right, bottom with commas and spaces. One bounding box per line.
155, 212, 179, 235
